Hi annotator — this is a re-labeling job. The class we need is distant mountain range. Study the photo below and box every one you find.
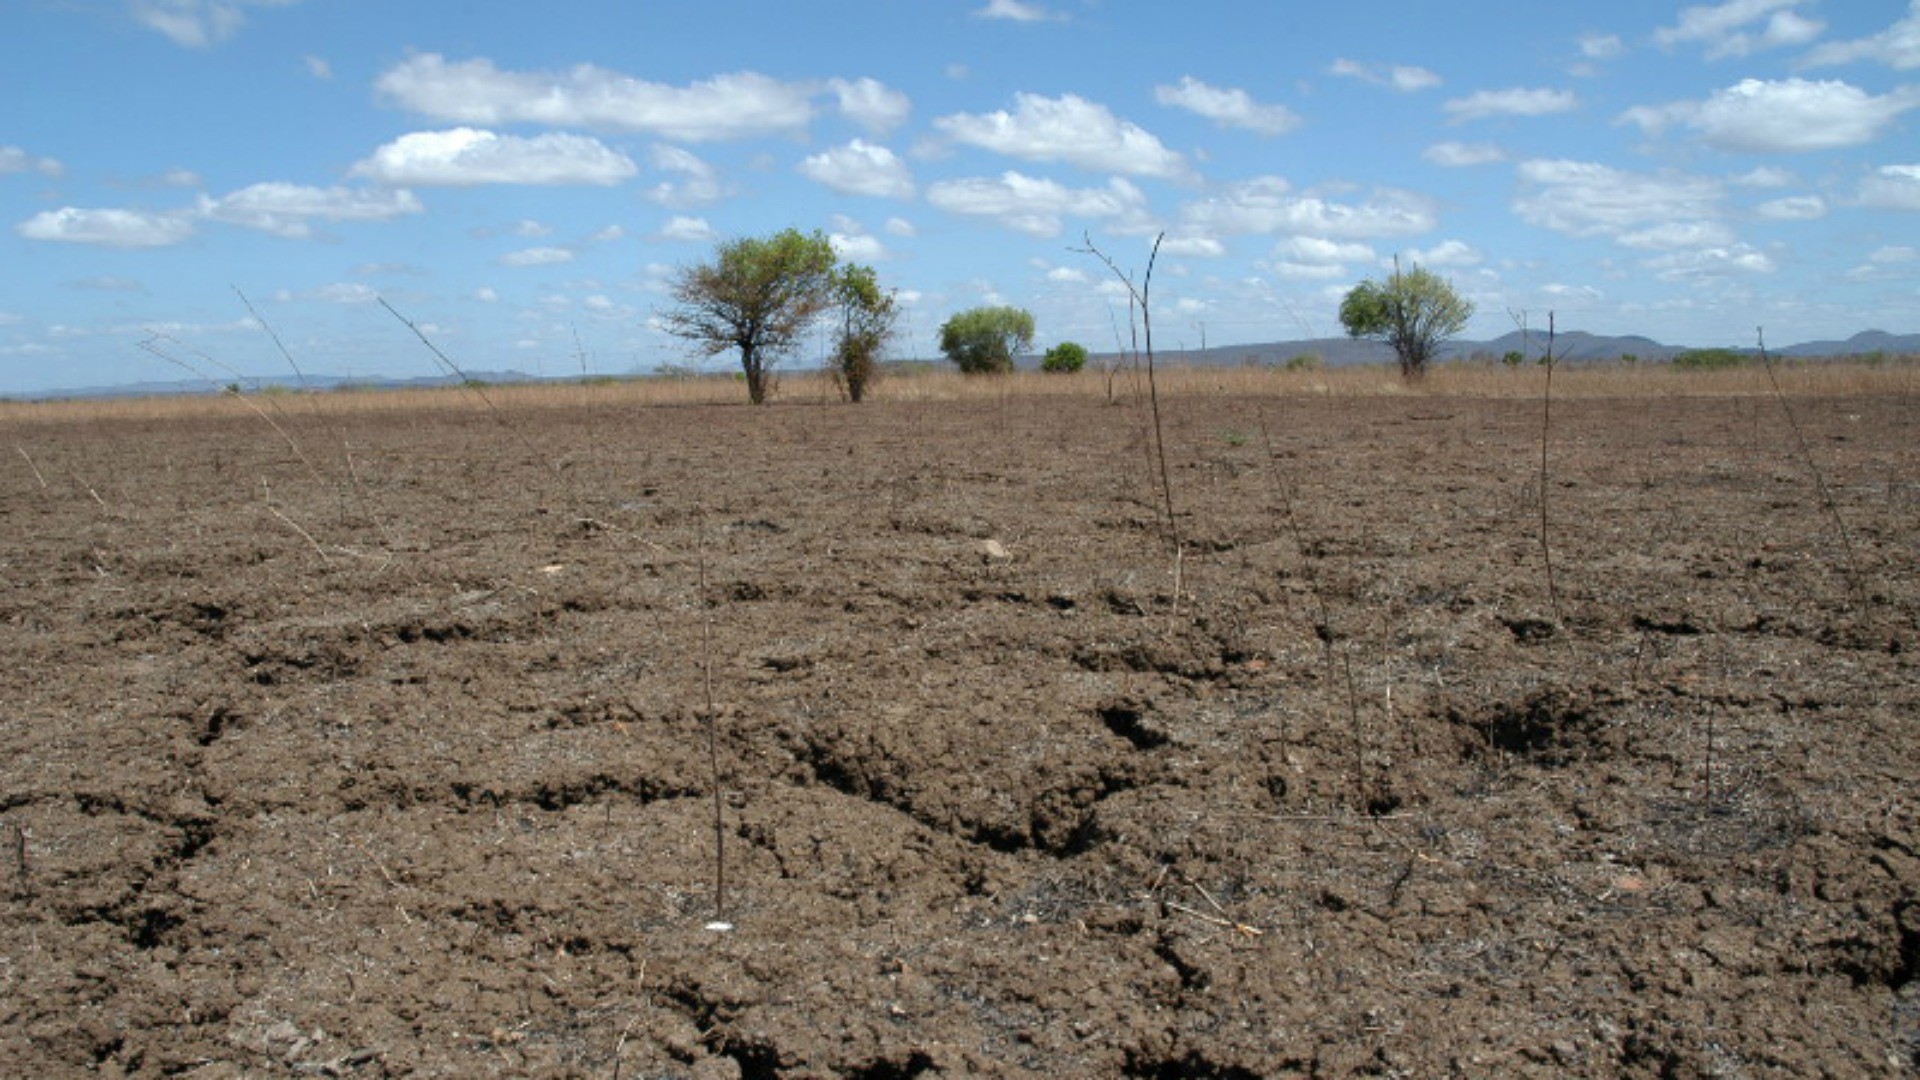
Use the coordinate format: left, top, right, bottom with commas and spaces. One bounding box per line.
1132, 328, 1920, 368
16, 330, 1917, 400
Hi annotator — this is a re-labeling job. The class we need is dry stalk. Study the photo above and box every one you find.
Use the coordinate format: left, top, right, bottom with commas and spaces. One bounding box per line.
696, 515, 727, 920
138, 332, 323, 481
10, 821, 28, 896
16, 446, 48, 489
379, 296, 557, 474
1258, 420, 1373, 814
1754, 327, 1867, 610
1076, 232, 1182, 603
236, 289, 405, 555
1538, 312, 1563, 625
262, 478, 331, 566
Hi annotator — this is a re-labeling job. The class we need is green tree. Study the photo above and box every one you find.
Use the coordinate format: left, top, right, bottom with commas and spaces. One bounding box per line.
938, 305, 1035, 375
1672, 347, 1747, 370
1337, 261, 1475, 379
830, 263, 899, 403
1041, 341, 1087, 374
661, 228, 838, 404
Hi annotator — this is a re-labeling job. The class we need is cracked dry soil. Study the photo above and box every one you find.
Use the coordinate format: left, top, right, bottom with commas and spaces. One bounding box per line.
2, 387, 1916, 1077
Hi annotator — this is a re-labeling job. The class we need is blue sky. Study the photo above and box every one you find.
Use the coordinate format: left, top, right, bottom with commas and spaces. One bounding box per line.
4, 0, 1918, 394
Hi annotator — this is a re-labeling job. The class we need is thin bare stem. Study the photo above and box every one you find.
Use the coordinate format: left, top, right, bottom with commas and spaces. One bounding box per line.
1539, 312, 1563, 624
1077, 232, 1181, 597
379, 297, 556, 472
236, 290, 403, 555
139, 333, 321, 478
1259, 420, 1370, 813
16, 446, 48, 489
1754, 327, 1866, 610
697, 517, 726, 919
263, 479, 331, 566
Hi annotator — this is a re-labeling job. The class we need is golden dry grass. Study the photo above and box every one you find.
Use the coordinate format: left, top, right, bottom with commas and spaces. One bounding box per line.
3, 358, 1914, 425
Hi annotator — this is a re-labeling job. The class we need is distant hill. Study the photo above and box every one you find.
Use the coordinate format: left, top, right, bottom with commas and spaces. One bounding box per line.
1775, 330, 1920, 358
14, 330, 1917, 399
24, 370, 547, 401
1085, 328, 1917, 369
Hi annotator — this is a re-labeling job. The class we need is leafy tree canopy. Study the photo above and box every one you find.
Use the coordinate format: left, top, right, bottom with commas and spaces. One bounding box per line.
1041, 341, 1088, 373
662, 228, 838, 404
1338, 263, 1474, 379
938, 305, 1035, 375
830, 263, 899, 402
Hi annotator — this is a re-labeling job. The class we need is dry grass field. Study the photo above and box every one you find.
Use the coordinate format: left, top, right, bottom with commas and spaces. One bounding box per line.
2, 362, 1916, 1076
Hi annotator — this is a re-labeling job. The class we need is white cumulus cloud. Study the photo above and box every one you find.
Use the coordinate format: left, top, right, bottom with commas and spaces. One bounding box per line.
1618, 221, 1738, 249
1579, 34, 1626, 60
646, 145, 723, 207
17, 207, 194, 247
925, 172, 1150, 237
1514, 159, 1726, 243
1804, 1, 1920, 69
1328, 59, 1442, 91
130, 0, 299, 48
1755, 194, 1828, 220
829, 233, 888, 261
1655, 0, 1824, 59
656, 216, 715, 242
1405, 240, 1482, 267
828, 77, 911, 133
974, 0, 1057, 21
1181, 177, 1437, 240
351, 128, 637, 186
799, 140, 916, 199
1424, 141, 1506, 167
1645, 243, 1776, 280
1624, 78, 1920, 151
500, 247, 575, 267
1445, 87, 1578, 122
1154, 77, 1302, 135
1859, 164, 1920, 209
934, 93, 1189, 179
1158, 235, 1226, 257
0, 146, 64, 177
374, 54, 815, 142
196, 183, 423, 238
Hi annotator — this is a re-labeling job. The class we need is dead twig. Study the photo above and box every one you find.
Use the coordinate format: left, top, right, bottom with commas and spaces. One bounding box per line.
10, 821, 28, 896
1076, 232, 1182, 604
379, 297, 557, 474
16, 446, 48, 489
697, 515, 727, 922
1755, 326, 1867, 611
262, 479, 332, 566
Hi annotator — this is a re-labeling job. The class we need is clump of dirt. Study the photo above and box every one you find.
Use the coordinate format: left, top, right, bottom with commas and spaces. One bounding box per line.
1, 389, 1914, 1076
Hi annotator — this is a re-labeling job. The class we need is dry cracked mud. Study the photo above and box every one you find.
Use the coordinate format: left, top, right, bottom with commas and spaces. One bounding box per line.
2, 385, 1916, 1076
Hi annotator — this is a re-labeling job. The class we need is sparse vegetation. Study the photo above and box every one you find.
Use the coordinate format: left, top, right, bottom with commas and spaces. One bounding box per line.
829, 263, 899, 403
1041, 341, 1087, 374
937, 305, 1035, 375
662, 228, 840, 404
1338, 260, 1475, 379
3, 346, 1914, 1077
1672, 347, 1748, 370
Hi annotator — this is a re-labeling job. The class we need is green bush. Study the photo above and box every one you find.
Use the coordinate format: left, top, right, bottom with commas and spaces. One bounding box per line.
938, 306, 1034, 374
1283, 352, 1322, 372
1042, 341, 1088, 373
1672, 348, 1748, 370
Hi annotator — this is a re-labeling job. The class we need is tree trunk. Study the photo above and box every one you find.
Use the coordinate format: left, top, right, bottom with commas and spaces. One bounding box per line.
741, 344, 767, 405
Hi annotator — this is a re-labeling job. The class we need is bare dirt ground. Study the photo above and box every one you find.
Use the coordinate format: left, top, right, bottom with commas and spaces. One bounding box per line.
2, 382, 1916, 1077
